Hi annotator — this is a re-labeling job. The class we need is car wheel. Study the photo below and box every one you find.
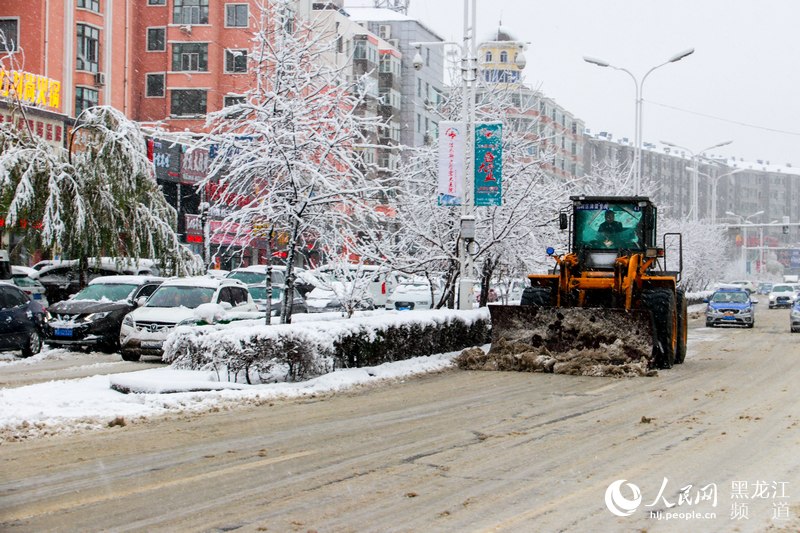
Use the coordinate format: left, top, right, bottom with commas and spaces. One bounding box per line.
120, 350, 141, 362
20, 329, 43, 358
99, 340, 119, 354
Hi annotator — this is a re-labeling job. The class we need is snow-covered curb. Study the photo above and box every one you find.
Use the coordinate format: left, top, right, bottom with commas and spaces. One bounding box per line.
0, 350, 466, 442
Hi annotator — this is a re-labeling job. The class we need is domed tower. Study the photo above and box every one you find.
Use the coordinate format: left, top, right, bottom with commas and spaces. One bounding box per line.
478, 24, 527, 85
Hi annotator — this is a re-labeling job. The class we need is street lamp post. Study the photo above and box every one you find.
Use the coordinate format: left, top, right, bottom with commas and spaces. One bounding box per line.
709, 168, 743, 225
412, 2, 527, 310
661, 139, 733, 221
685, 165, 743, 224
583, 48, 694, 195
726, 210, 764, 275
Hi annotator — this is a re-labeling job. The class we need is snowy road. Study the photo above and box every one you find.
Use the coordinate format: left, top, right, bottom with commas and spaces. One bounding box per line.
1, 306, 800, 532
0, 348, 164, 389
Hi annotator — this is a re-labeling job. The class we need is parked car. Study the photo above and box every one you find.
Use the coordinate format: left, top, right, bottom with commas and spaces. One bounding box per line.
705, 287, 755, 328
727, 280, 756, 294
44, 275, 164, 353
767, 284, 797, 309
119, 277, 257, 361
247, 284, 307, 316
385, 279, 443, 311
790, 300, 800, 333
10, 266, 49, 307
306, 265, 399, 313
227, 265, 315, 296
227, 265, 287, 286
37, 258, 161, 305
0, 281, 47, 358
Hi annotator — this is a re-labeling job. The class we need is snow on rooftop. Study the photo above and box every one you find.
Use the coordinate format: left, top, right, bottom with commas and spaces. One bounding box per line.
343, 6, 413, 22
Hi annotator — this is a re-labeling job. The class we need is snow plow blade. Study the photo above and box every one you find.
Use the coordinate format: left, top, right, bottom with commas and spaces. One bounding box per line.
487, 305, 655, 369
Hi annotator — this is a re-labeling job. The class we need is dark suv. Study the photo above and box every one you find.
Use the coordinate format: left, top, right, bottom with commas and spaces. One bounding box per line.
44, 276, 164, 353
0, 282, 47, 358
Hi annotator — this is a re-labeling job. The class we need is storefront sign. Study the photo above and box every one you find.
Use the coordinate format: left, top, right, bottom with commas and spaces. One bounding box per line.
0, 68, 61, 110
182, 147, 209, 184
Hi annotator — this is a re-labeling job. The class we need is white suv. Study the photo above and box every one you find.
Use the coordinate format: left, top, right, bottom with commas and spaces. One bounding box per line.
119, 277, 256, 361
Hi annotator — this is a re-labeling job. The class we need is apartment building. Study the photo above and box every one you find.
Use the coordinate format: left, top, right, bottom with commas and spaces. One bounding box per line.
477, 26, 585, 181
346, 6, 444, 149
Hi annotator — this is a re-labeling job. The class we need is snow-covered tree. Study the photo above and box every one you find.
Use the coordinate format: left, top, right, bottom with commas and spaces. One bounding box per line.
64, 106, 201, 276
363, 79, 570, 307
198, 0, 387, 322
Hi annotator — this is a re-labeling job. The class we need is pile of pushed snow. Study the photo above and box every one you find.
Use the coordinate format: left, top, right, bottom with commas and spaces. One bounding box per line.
455, 338, 656, 377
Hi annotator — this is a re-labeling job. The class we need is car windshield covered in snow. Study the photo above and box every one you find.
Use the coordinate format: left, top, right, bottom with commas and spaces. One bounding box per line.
146, 286, 215, 309
71, 283, 139, 302
711, 291, 749, 303
573, 203, 644, 250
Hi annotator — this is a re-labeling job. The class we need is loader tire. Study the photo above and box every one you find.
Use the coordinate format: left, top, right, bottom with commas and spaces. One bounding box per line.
674, 289, 688, 364
641, 288, 677, 369
521, 287, 551, 307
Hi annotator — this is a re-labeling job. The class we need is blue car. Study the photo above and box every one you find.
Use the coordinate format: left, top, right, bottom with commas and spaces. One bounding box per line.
791, 300, 800, 333
705, 288, 755, 328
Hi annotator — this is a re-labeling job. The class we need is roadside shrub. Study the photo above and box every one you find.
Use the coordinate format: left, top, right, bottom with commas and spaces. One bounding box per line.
163, 309, 491, 382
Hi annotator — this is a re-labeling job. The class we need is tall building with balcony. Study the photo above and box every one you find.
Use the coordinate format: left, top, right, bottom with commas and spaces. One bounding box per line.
345, 6, 444, 149
312, 2, 402, 179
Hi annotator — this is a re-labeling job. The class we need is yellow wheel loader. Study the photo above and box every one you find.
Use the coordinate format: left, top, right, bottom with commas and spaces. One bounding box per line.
489, 196, 687, 370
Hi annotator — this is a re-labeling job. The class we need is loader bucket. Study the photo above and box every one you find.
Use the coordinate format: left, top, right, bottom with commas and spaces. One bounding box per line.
488, 305, 655, 367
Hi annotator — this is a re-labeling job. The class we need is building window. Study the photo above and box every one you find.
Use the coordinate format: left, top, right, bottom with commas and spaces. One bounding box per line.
500, 51, 508, 63
0, 19, 18, 52
224, 95, 245, 107
146, 73, 165, 97
147, 27, 166, 51
173, 0, 209, 25
172, 43, 208, 71
171, 89, 206, 116
75, 86, 98, 116
223, 95, 245, 117
484, 51, 492, 62
353, 40, 366, 60
77, 0, 100, 12
224, 49, 247, 73
76, 24, 100, 73
225, 4, 248, 27
148, 0, 166, 4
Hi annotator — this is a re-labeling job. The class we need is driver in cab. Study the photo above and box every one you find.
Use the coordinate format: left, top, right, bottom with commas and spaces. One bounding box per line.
598, 210, 623, 236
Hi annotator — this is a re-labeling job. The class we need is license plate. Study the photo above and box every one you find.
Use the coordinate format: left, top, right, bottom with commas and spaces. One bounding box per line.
723, 316, 735, 321
142, 341, 162, 349
54, 328, 73, 337
32, 294, 42, 300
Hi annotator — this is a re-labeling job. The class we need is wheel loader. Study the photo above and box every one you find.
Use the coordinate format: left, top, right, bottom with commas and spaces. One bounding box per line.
489, 196, 687, 370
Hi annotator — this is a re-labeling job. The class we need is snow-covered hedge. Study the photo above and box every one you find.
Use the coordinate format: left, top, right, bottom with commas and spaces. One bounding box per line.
162, 309, 491, 382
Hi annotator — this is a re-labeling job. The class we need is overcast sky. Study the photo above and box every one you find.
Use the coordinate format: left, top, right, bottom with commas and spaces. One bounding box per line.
351, 0, 800, 168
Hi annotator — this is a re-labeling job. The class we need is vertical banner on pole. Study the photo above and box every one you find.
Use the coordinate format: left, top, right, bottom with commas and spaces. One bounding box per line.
437, 121, 465, 206
474, 122, 502, 206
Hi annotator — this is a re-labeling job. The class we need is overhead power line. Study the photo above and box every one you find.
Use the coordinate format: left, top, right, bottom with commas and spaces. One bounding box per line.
647, 100, 800, 137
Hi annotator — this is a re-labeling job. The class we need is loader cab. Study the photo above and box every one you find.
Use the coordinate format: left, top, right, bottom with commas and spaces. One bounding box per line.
569, 196, 657, 269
